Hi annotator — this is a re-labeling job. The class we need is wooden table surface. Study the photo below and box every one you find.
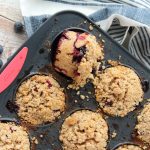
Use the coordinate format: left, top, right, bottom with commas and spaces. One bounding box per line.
0, 0, 27, 64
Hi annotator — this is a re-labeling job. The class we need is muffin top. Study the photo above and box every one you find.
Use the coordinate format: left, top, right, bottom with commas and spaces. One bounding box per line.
54, 31, 78, 78
16, 74, 65, 125
135, 102, 150, 144
115, 144, 142, 150
54, 30, 104, 87
0, 122, 30, 150
94, 65, 143, 117
59, 110, 108, 150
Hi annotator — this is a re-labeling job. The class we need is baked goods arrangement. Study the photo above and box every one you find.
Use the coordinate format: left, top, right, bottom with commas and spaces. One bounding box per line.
0, 11, 149, 150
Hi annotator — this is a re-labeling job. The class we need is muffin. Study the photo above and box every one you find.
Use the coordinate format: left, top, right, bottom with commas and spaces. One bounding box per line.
54, 30, 104, 87
59, 110, 108, 150
135, 102, 150, 144
16, 74, 65, 125
94, 65, 143, 117
0, 122, 30, 150
115, 144, 142, 150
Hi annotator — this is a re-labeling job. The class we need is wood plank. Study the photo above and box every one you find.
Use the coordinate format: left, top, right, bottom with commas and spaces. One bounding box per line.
0, 0, 23, 22
0, 0, 27, 65
0, 16, 27, 64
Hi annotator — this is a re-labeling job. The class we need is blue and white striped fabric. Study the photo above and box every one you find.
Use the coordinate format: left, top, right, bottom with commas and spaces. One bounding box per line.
20, 0, 150, 69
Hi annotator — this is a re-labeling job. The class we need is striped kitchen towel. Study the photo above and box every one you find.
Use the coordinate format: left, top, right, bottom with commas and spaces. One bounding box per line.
19, 0, 150, 69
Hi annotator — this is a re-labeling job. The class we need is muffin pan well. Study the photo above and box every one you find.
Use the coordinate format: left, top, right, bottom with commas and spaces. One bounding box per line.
0, 11, 150, 150
15, 73, 66, 126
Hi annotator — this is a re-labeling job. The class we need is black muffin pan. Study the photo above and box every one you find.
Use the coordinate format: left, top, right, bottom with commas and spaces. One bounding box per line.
0, 11, 150, 150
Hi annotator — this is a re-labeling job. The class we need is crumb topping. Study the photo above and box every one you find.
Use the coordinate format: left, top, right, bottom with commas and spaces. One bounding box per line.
16, 74, 65, 125
94, 65, 143, 117
136, 103, 150, 144
0, 123, 30, 150
59, 110, 108, 150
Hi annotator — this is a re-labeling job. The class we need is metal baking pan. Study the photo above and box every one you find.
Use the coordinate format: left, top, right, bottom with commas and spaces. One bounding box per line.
0, 10, 149, 150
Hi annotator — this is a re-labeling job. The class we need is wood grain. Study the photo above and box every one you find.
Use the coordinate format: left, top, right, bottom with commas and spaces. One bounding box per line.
0, 0, 23, 21
0, 0, 27, 65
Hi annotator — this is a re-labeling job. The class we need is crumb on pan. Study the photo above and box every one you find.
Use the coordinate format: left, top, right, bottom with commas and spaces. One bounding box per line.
40, 134, 43, 138
32, 137, 38, 144
107, 60, 121, 66
77, 91, 80, 95
89, 25, 93, 31
74, 100, 78, 103
84, 20, 87, 24
80, 95, 85, 100
111, 131, 117, 138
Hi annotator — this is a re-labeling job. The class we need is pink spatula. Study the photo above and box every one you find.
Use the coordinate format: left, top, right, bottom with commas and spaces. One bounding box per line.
0, 47, 28, 94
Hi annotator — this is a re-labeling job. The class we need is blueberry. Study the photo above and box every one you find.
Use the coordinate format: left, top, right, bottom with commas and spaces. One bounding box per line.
0, 59, 3, 68
6, 100, 19, 113
73, 54, 83, 63
72, 46, 87, 63
0, 45, 3, 54
105, 100, 113, 106
14, 22, 24, 33
92, 68, 96, 75
42, 17, 48, 23
79, 46, 86, 55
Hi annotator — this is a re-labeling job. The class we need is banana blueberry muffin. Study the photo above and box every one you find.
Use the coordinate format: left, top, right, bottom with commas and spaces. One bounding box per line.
16, 74, 65, 126
54, 30, 104, 87
59, 110, 108, 150
0, 122, 30, 150
115, 144, 142, 150
94, 65, 143, 117
135, 102, 150, 144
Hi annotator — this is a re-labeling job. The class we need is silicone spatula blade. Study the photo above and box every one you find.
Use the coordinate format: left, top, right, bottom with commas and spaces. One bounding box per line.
0, 47, 28, 94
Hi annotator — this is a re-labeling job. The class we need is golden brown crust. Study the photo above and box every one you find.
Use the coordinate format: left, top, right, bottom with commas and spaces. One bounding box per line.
94, 65, 143, 117
136, 103, 150, 144
0, 123, 30, 150
59, 110, 108, 150
74, 33, 104, 87
54, 31, 78, 78
16, 74, 65, 125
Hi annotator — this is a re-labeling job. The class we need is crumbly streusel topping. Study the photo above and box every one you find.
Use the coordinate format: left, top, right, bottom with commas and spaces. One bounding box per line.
94, 65, 143, 117
74, 32, 104, 87
16, 74, 65, 125
0, 123, 30, 150
59, 110, 108, 150
136, 102, 150, 144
